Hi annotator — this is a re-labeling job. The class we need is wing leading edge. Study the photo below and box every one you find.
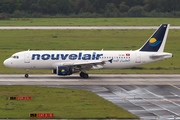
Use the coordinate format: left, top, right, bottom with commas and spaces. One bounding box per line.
52, 59, 112, 70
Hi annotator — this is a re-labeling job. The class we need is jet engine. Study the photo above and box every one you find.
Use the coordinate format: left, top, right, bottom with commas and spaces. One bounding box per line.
52, 66, 79, 75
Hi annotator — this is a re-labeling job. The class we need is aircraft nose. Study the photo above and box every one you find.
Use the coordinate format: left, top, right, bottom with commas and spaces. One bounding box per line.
3, 59, 10, 67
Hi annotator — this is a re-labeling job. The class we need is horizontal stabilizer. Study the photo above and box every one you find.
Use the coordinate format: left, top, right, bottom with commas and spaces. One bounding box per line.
150, 53, 172, 59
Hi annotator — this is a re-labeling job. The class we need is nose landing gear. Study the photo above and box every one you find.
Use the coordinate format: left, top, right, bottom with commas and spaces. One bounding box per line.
25, 69, 29, 78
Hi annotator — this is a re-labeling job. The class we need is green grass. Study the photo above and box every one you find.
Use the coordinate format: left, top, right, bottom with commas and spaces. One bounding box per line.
0, 85, 138, 119
0, 29, 179, 74
0, 18, 180, 26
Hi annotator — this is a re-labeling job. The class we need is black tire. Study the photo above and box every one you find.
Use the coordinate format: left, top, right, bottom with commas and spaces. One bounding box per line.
80, 72, 89, 78
83, 73, 89, 78
80, 72, 84, 78
25, 74, 29, 78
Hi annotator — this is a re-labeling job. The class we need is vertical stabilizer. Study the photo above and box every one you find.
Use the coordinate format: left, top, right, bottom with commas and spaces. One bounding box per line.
139, 24, 170, 52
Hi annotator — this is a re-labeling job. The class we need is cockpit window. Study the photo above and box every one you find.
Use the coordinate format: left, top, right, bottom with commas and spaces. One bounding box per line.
11, 56, 19, 59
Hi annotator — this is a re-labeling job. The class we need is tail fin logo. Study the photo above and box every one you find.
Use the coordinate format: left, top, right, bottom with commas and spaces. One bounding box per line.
149, 38, 157, 43
149, 38, 162, 47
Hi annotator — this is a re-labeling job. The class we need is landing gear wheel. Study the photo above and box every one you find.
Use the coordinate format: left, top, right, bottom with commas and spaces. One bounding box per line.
83, 73, 88, 78
80, 72, 89, 78
80, 72, 83, 77
25, 69, 29, 78
25, 74, 29, 78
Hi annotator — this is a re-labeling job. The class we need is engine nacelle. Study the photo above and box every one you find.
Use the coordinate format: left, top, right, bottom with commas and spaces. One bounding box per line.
57, 66, 73, 75
52, 66, 80, 75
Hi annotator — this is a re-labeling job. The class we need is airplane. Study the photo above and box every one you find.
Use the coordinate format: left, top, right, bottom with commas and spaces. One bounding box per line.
3, 24, 173, 78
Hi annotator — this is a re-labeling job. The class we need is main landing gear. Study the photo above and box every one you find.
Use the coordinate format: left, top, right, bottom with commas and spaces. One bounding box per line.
80, 72, 89, 78
25, 69, 29, 78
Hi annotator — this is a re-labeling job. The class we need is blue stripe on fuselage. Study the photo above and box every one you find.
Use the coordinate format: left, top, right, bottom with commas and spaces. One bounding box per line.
31, 52, 103, 60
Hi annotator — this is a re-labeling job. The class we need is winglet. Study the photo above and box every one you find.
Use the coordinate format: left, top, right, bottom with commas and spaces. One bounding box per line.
139, 24, 170, 52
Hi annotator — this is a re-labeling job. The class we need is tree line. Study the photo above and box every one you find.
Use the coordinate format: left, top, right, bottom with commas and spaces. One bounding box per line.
0, 0, 180, 18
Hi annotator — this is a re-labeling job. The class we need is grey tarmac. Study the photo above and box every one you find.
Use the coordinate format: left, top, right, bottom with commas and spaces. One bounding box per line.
1, 74, 180, 120
0, 26, 180, 29
0, 74, 180, 85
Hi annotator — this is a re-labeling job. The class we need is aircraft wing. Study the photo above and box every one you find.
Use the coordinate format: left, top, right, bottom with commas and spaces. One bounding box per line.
52, 59, 112, 70
73, 60, 105, 70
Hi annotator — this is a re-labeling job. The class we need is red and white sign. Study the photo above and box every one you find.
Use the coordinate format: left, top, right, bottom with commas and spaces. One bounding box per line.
37, 113, 54, 117
16, 96, 31, 100
126, 53, 130, 56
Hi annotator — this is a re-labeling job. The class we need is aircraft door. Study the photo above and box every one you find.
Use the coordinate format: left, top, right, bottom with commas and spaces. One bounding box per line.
24, 52, 30, 63
135, 53, 141, 63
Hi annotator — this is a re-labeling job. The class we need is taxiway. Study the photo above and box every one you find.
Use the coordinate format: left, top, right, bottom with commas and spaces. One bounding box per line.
0, 74, 180, 85
1, 74, 180, 119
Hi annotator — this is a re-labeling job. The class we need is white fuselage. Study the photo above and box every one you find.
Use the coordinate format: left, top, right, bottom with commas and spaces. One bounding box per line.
3, 50, 172, 70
